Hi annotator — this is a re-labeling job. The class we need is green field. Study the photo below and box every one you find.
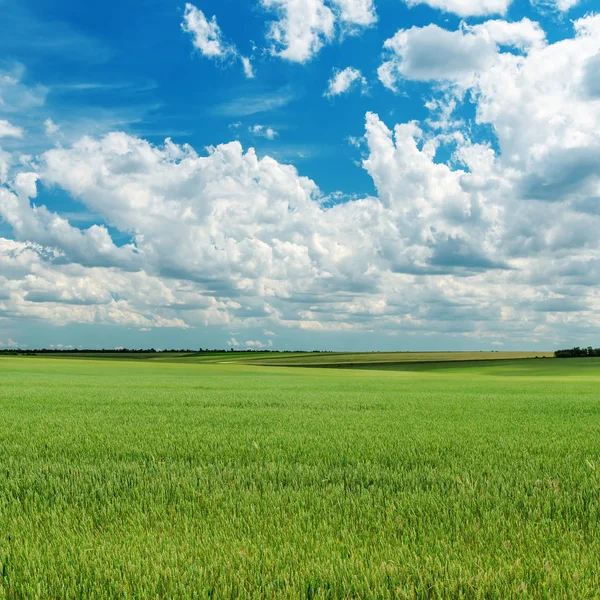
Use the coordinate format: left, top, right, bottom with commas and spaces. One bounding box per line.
1, 355, 599, 598
16, 350, 554, 366
229, 351, 555, 368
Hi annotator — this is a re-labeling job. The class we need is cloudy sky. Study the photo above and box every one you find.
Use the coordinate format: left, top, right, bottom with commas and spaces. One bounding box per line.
0, 0, 599, 351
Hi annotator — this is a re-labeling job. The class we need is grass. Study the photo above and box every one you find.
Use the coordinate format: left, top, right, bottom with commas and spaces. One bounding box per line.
0, 355, 599, 598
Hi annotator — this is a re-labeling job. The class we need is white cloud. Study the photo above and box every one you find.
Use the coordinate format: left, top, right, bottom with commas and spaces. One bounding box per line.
181, 3, 253, 78
0, 338, 19, 348
532, 0, 580, 11
227, 337, 241, 347
249, 125, 279, 140
0, 238, 189, 328
0, 150, 10, 183
0, 172, 140, 270
330, 0, 377, 26
325, 67, 367, 97
245, 339, 273, 348
555, 0, 580, 10
44, 119, 60, 135
379, 24, 490, 88
0, 107, 563, 336
378, 19, 546, 89
376, 62, 398, 92
404, 0, 512, 17
241, 56, 255, 79
181, 3, 232, 58
583, 52, 600, 98
262, 0, 335, 63
261, 0, 376, 63
0, 120, 24, 139
472, 18, 547, 49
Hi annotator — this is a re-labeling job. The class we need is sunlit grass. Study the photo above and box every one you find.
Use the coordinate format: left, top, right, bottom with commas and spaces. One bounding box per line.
1, 357, 599, 598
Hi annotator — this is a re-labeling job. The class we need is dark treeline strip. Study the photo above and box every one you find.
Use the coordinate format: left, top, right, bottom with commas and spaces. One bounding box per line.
0, 348, 331, 356
555, 347, 600, 358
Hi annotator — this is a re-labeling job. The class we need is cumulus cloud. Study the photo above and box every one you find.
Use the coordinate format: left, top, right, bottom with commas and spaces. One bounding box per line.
554, 0, 580, 10
261, 0, 376, 63
0, 120, 24, 139
0, 338, 19, 348
182, 3, 232, 58
261, 0, 335, 62
404, 0, 512, 17
0, 238, 189, 328
378, 19, 545, 89
249, 125, 278, 139
331, 0, 377, 26
1, 122, 498, 333
0, 172, 140, 270
245, 339, 273, 348
0, 151, 10, 183
532, 0, 580, 12
44, 119, 60, 135
181, 3, 254, 78
245, 340, 264, 348
583, 53, 600, 98
0, 105, 575, 338
325, 67, 367, 97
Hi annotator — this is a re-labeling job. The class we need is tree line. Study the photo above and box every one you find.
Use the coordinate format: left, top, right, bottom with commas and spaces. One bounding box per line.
555, 347, 600, 358
0, 348, 333, 356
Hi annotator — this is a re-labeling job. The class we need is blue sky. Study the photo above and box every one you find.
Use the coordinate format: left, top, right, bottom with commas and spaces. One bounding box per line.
1, 0, 599, 351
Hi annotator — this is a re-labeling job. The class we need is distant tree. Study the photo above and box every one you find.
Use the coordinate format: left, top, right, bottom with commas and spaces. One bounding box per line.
555, 347, 600, 358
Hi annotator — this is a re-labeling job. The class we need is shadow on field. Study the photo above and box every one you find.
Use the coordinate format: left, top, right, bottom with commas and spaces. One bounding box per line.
260, 357, 600, 377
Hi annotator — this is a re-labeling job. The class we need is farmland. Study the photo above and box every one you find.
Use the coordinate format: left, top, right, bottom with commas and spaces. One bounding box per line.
14, 349, 554, 366
1, 355, 599, 598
